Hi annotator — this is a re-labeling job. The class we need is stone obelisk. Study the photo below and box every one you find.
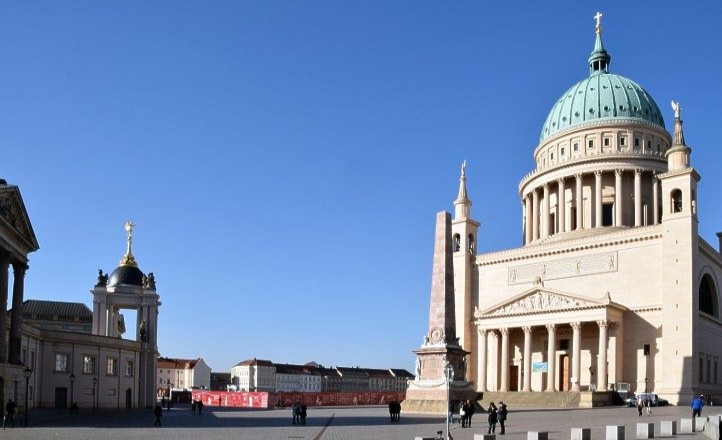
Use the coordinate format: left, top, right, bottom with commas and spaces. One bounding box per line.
402, 211, 476, 414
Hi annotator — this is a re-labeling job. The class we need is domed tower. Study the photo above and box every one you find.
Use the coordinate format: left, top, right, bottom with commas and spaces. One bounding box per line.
91, 222, 160, 408
519, 13, 672, 244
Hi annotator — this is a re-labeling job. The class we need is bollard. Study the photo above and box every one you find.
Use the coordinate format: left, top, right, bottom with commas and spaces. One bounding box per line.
679, 418, 694, 434
636, 422, 654, 439
695, 416, 708, 432
606, 425, 625, 440
704, 421, 720, 440
528, 432, 549, 440
660, 420, 677, 436
571, 428, 591, 440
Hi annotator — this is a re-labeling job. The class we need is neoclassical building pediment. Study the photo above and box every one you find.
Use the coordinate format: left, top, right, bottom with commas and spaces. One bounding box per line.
474, 287, 616, 318
0, 185, 40, 257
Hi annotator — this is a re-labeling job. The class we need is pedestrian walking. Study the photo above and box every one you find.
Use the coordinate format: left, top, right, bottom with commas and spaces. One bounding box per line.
153, 404, 163, 427
197, 400, 204, 415
466, 399, 475, 427
691, 394, 704, 419
3, 399, 16, 429
645, 396, 652, 416
300, 403, 307, 425
292, 400, 301, 425
487, 402, 498, 434
497, 401, 508, 434
460, 400, 468, 428
636, 397, 643, 416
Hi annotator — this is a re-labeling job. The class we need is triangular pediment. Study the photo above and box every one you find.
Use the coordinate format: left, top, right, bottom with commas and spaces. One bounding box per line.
475, 287, 610, 318
0, 185, 40, 256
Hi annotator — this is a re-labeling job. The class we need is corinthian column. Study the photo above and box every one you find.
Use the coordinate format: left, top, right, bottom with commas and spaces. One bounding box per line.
571, 322, 582, 391
546, 324, 556, 391
594, 171, 602, 227
542, 184, 550, 239
634, 169, 642, 227
500, 328, 509, 392
532, 190, 540, 241
477, 329, 487, 391
9, 262, 27, 364
652, 173, 659, 224
614, 169, 623, 227
575, 174, 583, 230
597, 320, 609, 391
558, 178, 566, 233
522, 326, 532, 391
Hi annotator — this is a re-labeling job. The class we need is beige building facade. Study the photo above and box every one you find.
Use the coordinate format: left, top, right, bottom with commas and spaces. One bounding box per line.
450, 19, 721, 405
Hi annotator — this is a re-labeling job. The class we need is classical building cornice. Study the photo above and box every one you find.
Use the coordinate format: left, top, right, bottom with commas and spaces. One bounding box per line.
475, 224, 662, 267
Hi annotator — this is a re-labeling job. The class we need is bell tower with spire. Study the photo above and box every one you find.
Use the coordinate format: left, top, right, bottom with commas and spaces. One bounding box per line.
451, 161, 480, 382
659, 102, 700, 400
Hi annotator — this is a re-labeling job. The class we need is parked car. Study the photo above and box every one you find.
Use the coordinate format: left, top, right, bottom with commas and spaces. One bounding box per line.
625, 393, 669, 407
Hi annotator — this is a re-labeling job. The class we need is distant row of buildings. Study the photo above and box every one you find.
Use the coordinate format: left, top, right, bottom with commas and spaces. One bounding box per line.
229, 359, 414, 393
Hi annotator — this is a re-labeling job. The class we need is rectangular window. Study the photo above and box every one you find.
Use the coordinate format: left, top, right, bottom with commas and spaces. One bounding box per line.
699, 357, 704, 383
22, 348, 27, 366
588, 140, 594, 149
127, 361, 134, 377
647, 141, 651, 150
604, 138, 609, 147
634, 138, 640, 147
560, 147, 565, 156
643, 344, 651, 356
83, 355, 96, 374
715, 359, 718, 384
708, 360, 712, 383
30, 351, 36, 370
573, 142, 579, 152
55, 353, 69, 372
107, 357, 118, 376
620, 137, 626, 146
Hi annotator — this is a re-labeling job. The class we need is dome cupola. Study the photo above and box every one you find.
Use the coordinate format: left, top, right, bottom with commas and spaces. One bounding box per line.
539, 12, 665, 143
107, 221, 145, 288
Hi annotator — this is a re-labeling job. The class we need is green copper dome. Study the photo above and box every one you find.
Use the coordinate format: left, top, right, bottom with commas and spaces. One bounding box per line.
539, 29, 665, 143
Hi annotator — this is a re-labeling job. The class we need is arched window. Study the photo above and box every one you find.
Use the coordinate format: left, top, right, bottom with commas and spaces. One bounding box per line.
699, 274, 719, 318
468, 234, 475, 253
453, 234, 461, 252
671, 189, 683, 213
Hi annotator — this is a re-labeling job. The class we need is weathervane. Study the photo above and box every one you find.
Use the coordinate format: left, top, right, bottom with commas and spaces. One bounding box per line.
594, 11, 603, 35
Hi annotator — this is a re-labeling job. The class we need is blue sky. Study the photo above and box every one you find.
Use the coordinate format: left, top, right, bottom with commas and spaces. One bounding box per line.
2, 2, 721, 373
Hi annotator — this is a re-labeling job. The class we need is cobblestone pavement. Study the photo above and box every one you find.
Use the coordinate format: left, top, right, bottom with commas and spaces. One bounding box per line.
0, 404, 713, 439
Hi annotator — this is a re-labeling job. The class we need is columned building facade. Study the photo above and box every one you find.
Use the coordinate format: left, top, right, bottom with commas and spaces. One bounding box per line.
448, 16, 722, 405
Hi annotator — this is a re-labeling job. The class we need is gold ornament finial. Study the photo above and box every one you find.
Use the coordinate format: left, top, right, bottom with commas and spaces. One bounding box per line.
120, 221, 138, 267
594, 11, 603, 35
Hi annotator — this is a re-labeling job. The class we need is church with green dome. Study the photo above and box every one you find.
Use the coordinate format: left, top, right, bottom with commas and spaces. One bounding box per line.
413, 12, 722, 408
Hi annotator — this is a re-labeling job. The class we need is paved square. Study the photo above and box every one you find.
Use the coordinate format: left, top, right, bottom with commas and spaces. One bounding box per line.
2, 404, 712, 440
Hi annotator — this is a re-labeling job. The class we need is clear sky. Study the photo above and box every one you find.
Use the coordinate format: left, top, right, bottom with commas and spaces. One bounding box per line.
2, 1, 721, 373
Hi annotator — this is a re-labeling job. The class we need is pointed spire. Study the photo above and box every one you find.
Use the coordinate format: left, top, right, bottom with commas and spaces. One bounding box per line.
119, 221, 139, 267
671, 100, 686, 146
453, 161, 471, 220
588, 11, 611, 74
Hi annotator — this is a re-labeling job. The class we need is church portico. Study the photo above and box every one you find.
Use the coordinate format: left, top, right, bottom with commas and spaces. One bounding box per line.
473, 288, 625, 394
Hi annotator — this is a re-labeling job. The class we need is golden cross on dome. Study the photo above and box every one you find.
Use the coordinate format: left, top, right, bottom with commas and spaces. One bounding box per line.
594, 11, 603, 34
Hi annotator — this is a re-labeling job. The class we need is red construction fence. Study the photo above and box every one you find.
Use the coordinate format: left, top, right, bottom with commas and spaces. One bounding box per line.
191, 390, 406, 409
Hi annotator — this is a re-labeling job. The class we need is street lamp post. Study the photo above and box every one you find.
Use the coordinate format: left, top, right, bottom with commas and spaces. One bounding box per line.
92, 377, 97, 411
445, 363, 454, 440
69, 373, 75, 411
23, 367, 32, 427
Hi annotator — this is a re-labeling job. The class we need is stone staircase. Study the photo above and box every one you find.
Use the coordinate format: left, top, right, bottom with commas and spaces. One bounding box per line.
477, 391, 581, 408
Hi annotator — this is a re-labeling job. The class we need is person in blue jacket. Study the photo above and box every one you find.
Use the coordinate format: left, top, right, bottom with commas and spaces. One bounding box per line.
691, 395, 704, 419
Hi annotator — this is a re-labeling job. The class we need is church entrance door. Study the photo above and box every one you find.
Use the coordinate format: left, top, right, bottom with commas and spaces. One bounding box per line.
55, 387, 68, 409
559, 355, 569, 391
509, 366, 519, 391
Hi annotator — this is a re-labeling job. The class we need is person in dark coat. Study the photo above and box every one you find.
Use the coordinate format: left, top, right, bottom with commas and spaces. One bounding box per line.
497, 401, 508, 434
466, 399, 476, 427
487, 402, 498, 434
460, 400, 470, 427
300, 403, 307, 425
153, 404, 163, 426
197, 400, 204, 415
